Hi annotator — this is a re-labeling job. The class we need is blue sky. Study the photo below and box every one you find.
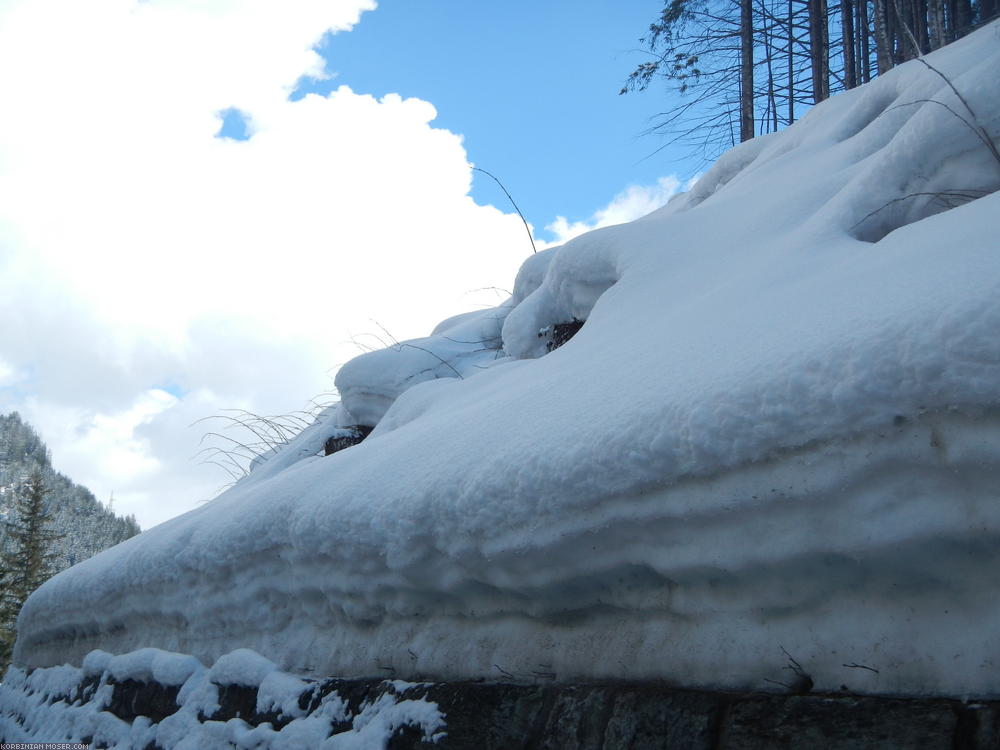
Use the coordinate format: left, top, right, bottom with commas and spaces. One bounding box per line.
292, 0, 693, 238
0, 0, 697, 528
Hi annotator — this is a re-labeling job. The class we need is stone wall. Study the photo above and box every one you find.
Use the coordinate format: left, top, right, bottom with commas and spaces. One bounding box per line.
4, 664, 1000, 749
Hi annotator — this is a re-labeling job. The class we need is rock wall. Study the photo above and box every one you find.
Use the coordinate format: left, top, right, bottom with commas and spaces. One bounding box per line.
4, 660, 999, 749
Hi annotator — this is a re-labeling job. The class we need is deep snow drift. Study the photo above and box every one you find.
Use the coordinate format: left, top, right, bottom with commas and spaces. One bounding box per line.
13, 24, 1000, 697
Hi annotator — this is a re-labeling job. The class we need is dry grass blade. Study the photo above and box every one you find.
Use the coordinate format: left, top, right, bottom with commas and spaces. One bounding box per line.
472, 167, 537, 254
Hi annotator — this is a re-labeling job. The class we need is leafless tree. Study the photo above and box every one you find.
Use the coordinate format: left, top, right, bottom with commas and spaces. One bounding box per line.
626, 0, 994, 159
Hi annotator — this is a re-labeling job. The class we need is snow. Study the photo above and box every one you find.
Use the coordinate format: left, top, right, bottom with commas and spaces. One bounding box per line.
335, 303, 509, 426
105, 647, 203, 686
0, 647, 443, 749
326, 693, 445, 750
257, 671, 311, 719
210, 648, 280, 687
9, 22, 1000, 698
83, 649, 113, 677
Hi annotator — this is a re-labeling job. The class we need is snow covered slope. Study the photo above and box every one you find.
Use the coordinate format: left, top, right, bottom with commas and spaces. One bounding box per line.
13, 23, 1000, 697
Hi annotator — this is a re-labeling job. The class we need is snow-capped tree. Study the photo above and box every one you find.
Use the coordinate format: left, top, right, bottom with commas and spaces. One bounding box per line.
0, 467, 59, 667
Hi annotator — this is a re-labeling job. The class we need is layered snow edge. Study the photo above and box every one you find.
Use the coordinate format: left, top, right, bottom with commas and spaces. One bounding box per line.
11, 23, 1000, 698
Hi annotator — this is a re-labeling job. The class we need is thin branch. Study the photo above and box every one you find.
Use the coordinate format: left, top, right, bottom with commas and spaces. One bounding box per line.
882, 98, 982, 140
371, 319, 464, 379
852, 188, 990, 232
473, 167, 537, 254
780, 646, 804, 673
843, 662, 880, 674
398, 343, 464, 379
912, 58, 1000, 166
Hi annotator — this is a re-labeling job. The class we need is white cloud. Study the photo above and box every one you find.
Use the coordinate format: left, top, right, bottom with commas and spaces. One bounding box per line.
544, 176, 688, 246
0, 359, 19, 388
0, 0, 534, 528
23, 389, 177, 491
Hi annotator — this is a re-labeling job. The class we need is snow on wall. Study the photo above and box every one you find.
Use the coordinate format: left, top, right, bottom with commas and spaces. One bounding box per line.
11, 23, 1000, 697
0, 647, 445, 749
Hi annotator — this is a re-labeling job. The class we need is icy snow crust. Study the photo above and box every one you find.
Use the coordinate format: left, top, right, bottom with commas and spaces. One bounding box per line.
13, 26, 1000, 696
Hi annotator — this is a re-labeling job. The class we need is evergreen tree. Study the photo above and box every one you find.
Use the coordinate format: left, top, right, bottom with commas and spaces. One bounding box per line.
0, 467, 61, 667
0, 412, 141, 571
0, 412, 140, 668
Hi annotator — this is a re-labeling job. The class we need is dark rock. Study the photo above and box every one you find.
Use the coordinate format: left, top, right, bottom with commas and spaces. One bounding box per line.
537, 686, 614, 750
208, 682, 259, 723
324, 425, 373, 456
956, 702, 1000, 749
215, 677, 308, 730
720, 694, 957, 749
107, 679, 180, 724
10, 666, 1000, 749
602, 687, 723, 750
544, 319, 585, 352
422, 682, 552, 750
75, 675, 101, 706
386, 722, 430, 749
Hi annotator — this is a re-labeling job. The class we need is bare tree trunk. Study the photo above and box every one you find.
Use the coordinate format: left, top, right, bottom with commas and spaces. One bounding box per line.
874, 0, 894, 73
820, 0, 830, 98
759, 0, 780, 131
892, 0, 921, 59
953, 0, 971, 35
913, 0, 929, 52
854, 0, 864, 83
809, 0, 829, 101
859, 0, 872, 81
842, 0, 858, 87
788, 0, 796, 121
741, 0, 756, 140
927, 0, 945, 48
981, 0, 998, 24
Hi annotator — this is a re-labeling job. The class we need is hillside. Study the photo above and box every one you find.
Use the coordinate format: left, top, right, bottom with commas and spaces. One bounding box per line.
0, 412, 140, 572
6, 19, 1000, 728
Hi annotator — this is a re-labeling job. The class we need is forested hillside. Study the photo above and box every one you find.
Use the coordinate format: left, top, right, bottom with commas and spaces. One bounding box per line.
0, 412, 141, 573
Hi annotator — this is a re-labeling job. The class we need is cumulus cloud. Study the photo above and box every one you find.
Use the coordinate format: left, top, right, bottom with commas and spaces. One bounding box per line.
0, 0, 533, 527
544, 176, 689, 246
24, 389, 178, 488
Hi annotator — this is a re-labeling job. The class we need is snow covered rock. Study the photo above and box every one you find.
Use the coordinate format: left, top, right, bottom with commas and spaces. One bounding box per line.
8, 23, 1000, 698
0, 648, 445, 749
4, 646, 1000, 749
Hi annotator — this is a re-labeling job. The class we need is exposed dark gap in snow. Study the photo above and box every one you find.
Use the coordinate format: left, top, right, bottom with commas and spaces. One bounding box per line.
324, 425, 373, 456
538, 319, 585, 353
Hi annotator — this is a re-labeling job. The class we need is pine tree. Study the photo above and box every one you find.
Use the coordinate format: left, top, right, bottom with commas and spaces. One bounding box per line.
0, 412, 141, 573
0, 467, 61, 667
